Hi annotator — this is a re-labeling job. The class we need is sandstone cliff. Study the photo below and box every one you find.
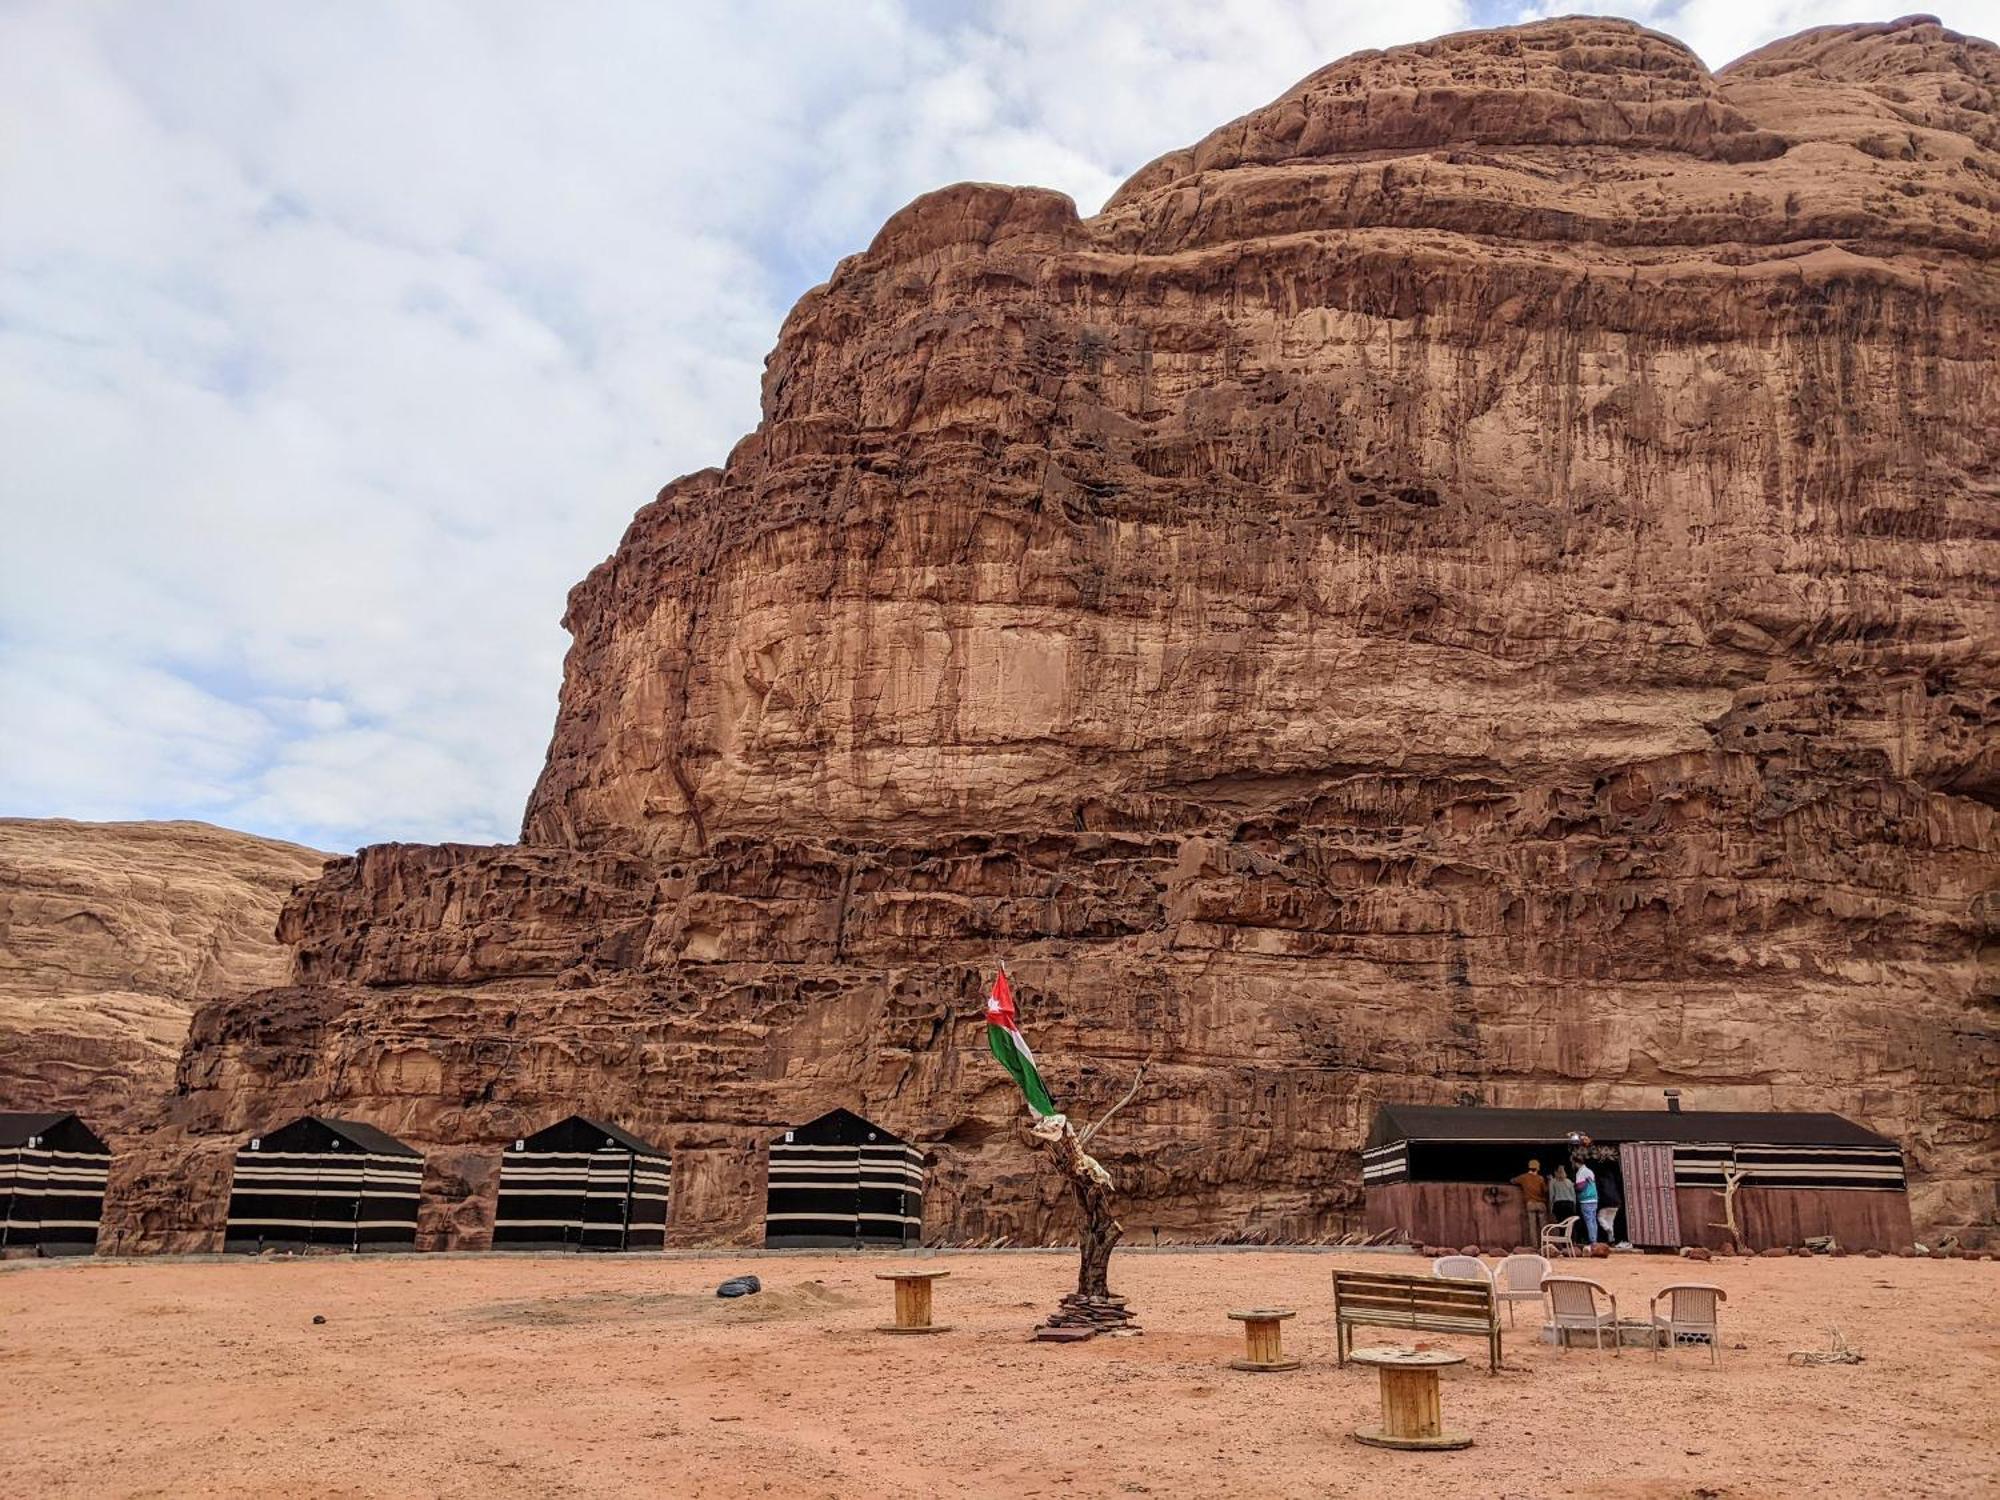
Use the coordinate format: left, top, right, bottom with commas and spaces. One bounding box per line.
117, 17, 1998, 1252
0, 820, 329, 1133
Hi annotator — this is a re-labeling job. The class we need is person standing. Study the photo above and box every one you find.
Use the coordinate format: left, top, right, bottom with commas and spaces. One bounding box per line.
1596, 1169, 1622, 1245
1549, 1164, 1579, 1250
1574, 1160, 1600, 1246
1511, 1158, 1548, 1246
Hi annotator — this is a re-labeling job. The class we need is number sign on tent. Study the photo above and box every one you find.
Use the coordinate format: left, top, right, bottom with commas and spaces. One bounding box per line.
224, 1117, 424, 1254
1, 1112, 110, 1256
492, 1115, 670, 1251
764, 1107, 924, 1248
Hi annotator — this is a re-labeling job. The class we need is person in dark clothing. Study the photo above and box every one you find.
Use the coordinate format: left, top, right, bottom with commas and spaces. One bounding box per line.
1595, 1167, 1623, 1244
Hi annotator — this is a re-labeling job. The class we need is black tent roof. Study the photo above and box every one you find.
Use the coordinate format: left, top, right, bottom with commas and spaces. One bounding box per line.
521, 1115, 666, 1157
255, 1117, 421, 1156
0, 1111, 108, 1151
774, 1107, 906, 1147
1366, 1104, 1895, 1150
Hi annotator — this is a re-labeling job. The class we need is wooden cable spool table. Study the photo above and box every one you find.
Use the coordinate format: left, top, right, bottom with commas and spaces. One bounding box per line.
1347, 1346, 1473, 1451
875, 1269, 952, 1334
1227, 1308, 1300, 1372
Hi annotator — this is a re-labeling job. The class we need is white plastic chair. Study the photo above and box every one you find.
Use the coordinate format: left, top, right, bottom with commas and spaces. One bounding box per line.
1541, 1215, 1581, 1258
1431, 1254, 1492, 1283
1494, 1253, 1551, 1327
1651, 1283, 1726, 1365
1543, 1276, 1620, 1355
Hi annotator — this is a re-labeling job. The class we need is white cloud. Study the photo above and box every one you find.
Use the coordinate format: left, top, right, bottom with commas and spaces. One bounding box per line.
23, 0, 1983, 851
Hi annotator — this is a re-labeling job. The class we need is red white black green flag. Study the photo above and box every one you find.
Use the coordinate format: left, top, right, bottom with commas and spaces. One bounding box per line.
985, 969, 1058, 1119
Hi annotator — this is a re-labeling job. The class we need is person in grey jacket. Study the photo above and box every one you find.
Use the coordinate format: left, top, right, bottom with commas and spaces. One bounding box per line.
1549, 1163, 1579, 1248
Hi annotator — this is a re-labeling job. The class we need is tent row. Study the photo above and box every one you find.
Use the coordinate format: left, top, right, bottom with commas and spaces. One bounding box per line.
222, 1106, 922, 1254
4, 1107, 926, 1257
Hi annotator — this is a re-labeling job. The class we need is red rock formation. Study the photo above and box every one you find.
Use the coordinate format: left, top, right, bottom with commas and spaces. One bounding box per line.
113, 16, 2000, 1252
0, 820, 328, 1132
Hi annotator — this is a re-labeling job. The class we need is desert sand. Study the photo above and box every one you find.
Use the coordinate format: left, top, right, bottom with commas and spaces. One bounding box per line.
2, 1248, 1995, 1499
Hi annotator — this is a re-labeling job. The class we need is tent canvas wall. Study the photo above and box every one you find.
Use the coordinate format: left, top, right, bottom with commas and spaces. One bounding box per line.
764, 1108, 924, 1248
0, 1113, 109, 1256
224, 1117, 424, 1254
1361, 1104, 1914, 1253
492, 1116, 670, 1251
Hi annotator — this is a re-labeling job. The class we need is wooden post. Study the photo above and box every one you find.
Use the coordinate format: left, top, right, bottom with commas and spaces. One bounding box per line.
1227, 1308, 1299, 1372
875, 1270, 951, 1334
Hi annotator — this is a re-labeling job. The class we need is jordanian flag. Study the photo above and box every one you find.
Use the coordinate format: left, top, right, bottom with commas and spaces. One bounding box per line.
985, 969, 1057, 1119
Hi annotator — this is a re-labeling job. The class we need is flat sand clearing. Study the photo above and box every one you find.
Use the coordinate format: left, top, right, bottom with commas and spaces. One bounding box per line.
3, 1249, 1995, 1499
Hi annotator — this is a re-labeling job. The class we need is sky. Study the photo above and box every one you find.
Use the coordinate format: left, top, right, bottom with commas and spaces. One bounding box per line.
4, 0, 1995, 854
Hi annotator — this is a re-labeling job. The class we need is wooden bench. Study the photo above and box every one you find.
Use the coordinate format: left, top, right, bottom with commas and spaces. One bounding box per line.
1331, 1269, 1502, 1373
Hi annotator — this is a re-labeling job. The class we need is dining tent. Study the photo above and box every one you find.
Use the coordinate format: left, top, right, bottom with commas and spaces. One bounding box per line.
223, 1117, 424, 1253
764, 1108, 924, 1248
491, 1115, 670, 1251
1362, 1103, 1913, 1252
0, 1112, 110, 1256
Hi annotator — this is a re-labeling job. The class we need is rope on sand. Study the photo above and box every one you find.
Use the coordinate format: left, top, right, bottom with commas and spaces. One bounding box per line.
1788, 1327, 1863, 1366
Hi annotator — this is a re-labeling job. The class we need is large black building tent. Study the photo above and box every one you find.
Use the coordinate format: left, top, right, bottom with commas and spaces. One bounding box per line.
764, 1108, 924, 1248
492, 1116, 670, 1251
1362, 1104, 1905, 1190
1362, 1103, 1912, 1252
224, 1117, 424, 1254
0, 1113, 110, 1256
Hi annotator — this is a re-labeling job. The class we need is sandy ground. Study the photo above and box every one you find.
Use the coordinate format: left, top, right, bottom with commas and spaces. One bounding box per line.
2, 1248, 1995, 1499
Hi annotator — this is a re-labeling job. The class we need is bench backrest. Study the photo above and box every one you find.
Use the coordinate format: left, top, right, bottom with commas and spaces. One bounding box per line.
1332, 1268, 1495, 1326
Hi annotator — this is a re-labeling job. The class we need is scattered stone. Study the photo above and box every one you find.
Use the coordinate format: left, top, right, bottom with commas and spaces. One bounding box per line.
311, 1314, 326, 1325
1036, 1291, 1140, 1338
1032, 1325, 1097, 1343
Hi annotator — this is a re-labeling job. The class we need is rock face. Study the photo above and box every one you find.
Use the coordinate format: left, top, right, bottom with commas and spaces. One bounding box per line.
116, 17, 1999, 1252
0, 820, 329, 1133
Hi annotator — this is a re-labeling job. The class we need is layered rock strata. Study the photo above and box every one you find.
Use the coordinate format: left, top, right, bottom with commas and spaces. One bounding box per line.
0, 820, 328, 1131
116, 17, 2000, 1251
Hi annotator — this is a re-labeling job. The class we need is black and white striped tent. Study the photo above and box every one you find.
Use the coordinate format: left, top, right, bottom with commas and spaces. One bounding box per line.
224, 1117, 424, 1254
764, 1108, 924, 1248
1, 1112, 110, 1256
492, 1116, 670, 1251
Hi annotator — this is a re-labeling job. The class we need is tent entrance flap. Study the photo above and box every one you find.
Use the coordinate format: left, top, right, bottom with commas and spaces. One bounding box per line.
581, 1150, 634, 1250
1620, 1141, 1681, 1246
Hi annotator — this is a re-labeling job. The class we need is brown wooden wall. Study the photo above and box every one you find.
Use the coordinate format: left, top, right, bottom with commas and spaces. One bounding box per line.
1369, 1180, 1915, 1254
1365, 1181, 1535, 1249
1673, 1186, 1915, 1254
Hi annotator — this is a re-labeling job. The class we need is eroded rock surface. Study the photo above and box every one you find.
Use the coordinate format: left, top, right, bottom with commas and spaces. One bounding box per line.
112, 17, 1999, 1251
0, 820, 328, 1133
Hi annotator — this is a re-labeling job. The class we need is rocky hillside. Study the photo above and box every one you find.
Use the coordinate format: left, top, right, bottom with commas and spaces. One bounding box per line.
115, 16, 1997, 1252
0, 820, 328, 1134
